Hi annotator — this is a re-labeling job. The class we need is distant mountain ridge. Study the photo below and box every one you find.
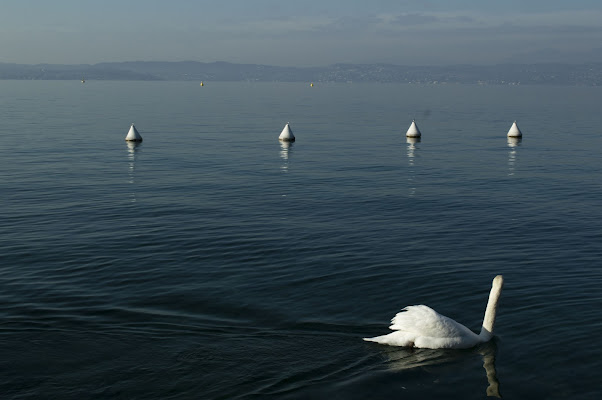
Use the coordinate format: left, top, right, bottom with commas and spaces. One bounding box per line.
1, 61, 601, 85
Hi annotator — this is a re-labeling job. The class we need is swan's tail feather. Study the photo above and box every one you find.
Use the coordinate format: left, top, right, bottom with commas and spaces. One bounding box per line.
363, 332, 416, 347
363, 335, 389, 343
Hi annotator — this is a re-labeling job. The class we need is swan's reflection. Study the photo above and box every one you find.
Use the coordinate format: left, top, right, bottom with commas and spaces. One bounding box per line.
279, 141, 293, 173
406, 137, 420, 196
126, 141, 141, 203
507, 137, 521, 176
378, 340, 501, 398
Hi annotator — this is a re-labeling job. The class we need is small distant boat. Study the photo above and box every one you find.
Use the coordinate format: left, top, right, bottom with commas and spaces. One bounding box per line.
81, 77, 85, 83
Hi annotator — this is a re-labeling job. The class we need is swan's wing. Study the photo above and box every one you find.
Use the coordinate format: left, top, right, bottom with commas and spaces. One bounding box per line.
389, 305, 476, 339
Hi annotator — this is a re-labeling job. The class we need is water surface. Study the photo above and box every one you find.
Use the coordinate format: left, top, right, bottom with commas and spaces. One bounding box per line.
1, 81, 601, 399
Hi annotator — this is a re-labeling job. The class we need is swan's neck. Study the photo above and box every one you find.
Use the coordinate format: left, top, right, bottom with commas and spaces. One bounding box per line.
478, 275, 504, 341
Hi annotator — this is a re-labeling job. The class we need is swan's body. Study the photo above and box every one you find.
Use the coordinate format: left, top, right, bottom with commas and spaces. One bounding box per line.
364, 275, 503, 349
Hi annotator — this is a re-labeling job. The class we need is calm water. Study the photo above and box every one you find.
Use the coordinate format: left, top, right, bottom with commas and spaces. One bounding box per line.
1, 80, 601, 399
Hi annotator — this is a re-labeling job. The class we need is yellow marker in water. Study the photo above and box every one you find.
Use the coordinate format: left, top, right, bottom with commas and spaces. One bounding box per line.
200, 81, 204, 86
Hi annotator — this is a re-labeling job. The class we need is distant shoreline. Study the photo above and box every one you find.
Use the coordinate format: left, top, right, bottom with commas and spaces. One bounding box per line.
1, 61, 601, 86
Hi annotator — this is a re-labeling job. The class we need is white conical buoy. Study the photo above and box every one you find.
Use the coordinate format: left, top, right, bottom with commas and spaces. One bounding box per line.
279, 123, 295, 142
125, 123, 143, 142
507, 121, 522, 138
406, 120, 421, 138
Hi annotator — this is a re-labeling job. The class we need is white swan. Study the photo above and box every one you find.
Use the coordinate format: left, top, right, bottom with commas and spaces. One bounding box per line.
364, 275, 504, 349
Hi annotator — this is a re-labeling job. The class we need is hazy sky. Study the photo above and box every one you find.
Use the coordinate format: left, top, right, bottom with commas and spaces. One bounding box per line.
2, 0, 602, 66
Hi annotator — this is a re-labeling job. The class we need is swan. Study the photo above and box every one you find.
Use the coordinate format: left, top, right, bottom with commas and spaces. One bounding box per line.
364, 275, 503, 349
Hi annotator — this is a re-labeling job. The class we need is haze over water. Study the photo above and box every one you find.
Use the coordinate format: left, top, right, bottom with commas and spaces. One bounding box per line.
1, 81, 601, 399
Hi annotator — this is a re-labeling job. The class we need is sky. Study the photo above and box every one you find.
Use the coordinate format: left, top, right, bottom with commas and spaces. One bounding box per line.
2, 0, 602, 66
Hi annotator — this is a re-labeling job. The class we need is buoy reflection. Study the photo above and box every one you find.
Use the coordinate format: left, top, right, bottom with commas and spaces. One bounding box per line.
126, 141, 141, 202
406, 137, 420, 196
507, 137, 521, 176
279, 141, 293, 172
406, 136, 420, 163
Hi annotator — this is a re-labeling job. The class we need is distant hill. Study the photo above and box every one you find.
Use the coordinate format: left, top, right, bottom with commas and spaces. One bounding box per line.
1, 61, 602, 85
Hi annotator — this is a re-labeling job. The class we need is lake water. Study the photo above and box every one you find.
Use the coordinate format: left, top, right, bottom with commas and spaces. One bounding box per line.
1, 80, 601, 399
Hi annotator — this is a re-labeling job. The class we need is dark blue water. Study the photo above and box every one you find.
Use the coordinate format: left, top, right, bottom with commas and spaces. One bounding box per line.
1, 81, 601, 399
